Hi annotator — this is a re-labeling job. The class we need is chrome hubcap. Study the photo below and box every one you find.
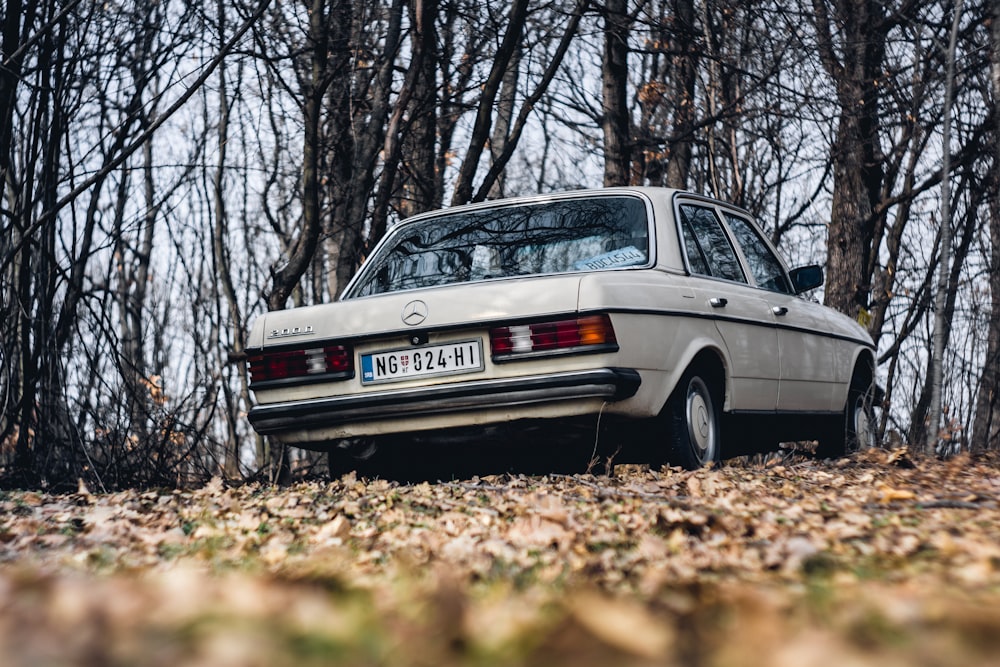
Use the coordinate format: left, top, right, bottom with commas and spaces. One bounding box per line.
686, 377, 716, 462
852, 395, 876, 450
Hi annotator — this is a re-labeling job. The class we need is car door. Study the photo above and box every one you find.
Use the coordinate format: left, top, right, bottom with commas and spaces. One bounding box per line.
675, 202, 780, 412
720, 211, 841, 412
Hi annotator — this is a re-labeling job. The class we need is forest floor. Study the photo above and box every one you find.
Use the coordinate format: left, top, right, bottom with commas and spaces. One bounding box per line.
1, 448, 1000, 666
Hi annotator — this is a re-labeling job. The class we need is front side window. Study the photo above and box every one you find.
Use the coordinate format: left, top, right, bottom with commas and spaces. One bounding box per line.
677, 204, 745, 283
723, 214, 792, 294
347, 196, 650, 297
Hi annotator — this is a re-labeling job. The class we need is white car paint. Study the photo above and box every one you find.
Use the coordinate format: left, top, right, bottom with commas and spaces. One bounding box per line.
246, 187, 876, 466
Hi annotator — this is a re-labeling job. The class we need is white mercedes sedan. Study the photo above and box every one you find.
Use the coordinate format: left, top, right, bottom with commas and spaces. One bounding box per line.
247, 188, 877, 470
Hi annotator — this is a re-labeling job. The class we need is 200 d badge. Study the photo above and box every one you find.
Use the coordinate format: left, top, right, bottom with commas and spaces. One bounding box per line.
268, 325, 314, 339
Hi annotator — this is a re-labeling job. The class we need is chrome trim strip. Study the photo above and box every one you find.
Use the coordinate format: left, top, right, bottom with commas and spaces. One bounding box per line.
245, 305, 873, 368
604, 306, 876, 350
248, 367, 641, 435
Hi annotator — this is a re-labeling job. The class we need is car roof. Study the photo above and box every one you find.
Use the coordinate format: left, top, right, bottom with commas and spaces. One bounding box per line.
395, 187, 675, 222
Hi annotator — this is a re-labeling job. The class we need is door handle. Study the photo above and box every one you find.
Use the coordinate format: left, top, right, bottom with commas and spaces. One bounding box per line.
772, 306, 788, 316
709, 297, 728, 308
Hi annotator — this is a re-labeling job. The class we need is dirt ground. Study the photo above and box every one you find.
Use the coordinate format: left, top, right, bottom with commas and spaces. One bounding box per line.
2, 448, 999, 666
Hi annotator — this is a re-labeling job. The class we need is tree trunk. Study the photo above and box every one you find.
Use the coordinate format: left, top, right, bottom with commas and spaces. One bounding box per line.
329, 0, 403, 298
450, 0, 529, 206
267, 0, 328, 312
372, 0, 435, 244
972, 0, 1000, 452
1, 0, 28, 476
472, 0, 586, 202
925, 0, 963, 454
487, 44, 520, 199
212, 1, 245, 479
266, 0, 332, 483
664, 0, 696, 189
811, 0, 886, 320
908, 183, 977, 451
601, 0, 631, 186
400, 0, 439, 218
0, 0, 23, 196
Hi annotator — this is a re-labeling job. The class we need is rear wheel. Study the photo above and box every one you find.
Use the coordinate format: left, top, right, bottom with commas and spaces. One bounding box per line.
666, 368, 722, 470
817, 366, 877, 459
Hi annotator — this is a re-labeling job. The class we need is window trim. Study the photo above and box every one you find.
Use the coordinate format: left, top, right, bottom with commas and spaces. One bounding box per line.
672, 194, 796, 295
718, 211, 794, 295
673, 199, 748, 286
342, 191, 658, 300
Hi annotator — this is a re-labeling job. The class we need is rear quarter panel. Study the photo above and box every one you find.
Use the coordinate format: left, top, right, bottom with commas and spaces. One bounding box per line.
822, 308, 877, 410
577, 271, 731, 415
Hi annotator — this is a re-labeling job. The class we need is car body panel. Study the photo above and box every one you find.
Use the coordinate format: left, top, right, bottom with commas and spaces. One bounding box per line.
688, 280, 781, 411
245, 187, 875, 454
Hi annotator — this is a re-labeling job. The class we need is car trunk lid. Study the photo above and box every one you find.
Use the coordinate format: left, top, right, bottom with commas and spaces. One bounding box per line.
249, 275, 585, 349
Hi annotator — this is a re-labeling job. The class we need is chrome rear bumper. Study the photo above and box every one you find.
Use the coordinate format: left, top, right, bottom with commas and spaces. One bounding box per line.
248, 367, 641, 435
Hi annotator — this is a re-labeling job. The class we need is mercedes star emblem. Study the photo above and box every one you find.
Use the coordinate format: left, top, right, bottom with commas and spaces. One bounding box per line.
401, 299, 428, 326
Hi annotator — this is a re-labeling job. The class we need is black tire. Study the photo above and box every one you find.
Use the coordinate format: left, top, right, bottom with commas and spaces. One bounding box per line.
666, 368, 722, 470
817, 366, 877, 459
327, 437, 378, 479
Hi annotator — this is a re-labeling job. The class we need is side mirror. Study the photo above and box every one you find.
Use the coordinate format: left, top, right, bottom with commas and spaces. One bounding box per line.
789, 264, 824, 294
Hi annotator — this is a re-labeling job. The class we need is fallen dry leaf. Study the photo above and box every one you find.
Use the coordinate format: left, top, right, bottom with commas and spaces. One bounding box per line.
877, 482, 917, 503
567, 590, 673, 658
1, 453, 999, 666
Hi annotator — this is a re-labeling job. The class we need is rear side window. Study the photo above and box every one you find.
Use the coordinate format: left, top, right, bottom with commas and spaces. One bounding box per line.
723, 213, 792, 294
677, 204, 745, 283
348, 196, 650, 297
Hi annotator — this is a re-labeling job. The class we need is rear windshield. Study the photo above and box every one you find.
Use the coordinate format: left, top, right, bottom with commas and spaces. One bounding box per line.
347, 196, 650, 298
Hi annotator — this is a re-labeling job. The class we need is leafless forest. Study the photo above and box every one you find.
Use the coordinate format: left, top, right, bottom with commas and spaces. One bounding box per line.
1, 0, 999, 489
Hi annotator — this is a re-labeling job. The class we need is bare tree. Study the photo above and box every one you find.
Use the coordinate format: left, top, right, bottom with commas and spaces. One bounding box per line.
472, 0, 588, 201
972, 0, 1000, 452
601, 0, 632, 186
1, 0, 268, 488
451, 0, 530, 205
662, 0, 697, 189
264, 0, 329, 312
926, 0, 965, 453
209, 0, 251, 479
4, 0, 1000, 488
809, 0, 893, 321
370, 0, 439, 245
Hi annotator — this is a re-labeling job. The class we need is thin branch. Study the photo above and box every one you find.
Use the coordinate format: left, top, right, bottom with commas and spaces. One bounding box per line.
0, 0, 273, 275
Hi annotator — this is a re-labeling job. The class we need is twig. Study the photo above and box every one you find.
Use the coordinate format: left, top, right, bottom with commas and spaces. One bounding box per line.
918, 500, 998, 510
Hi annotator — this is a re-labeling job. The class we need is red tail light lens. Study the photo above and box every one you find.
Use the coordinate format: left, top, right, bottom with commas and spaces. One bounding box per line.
248, 345, 353, 386
490, 314, 617, 359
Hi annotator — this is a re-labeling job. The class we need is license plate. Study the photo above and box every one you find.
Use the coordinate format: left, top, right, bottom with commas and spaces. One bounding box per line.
360, 340, 484, 385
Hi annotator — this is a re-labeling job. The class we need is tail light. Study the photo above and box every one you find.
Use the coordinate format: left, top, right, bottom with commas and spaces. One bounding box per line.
490, 314, 618, 360
248, 344, 354, 387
